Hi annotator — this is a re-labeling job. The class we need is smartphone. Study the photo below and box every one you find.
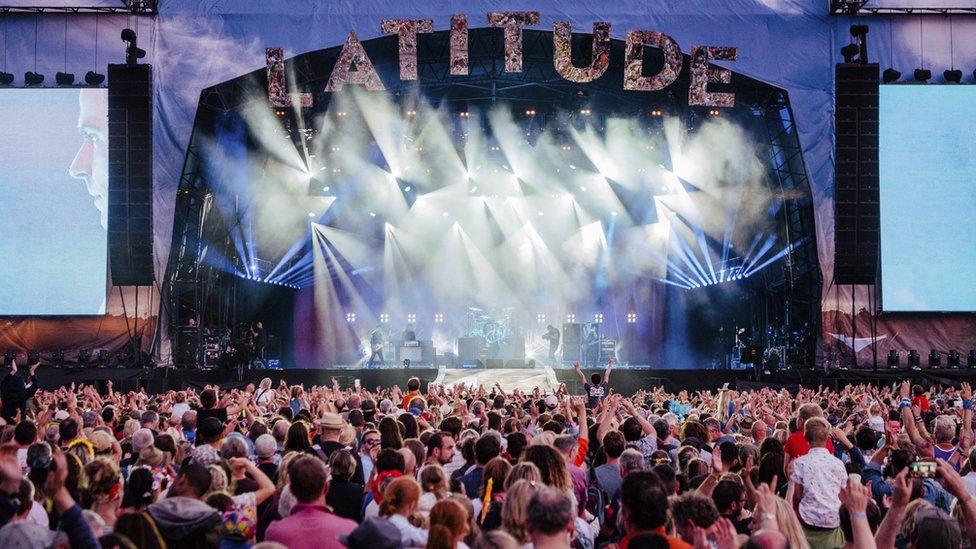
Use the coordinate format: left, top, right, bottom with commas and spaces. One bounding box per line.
354, 378, 361, 390
909, 459, 937, 478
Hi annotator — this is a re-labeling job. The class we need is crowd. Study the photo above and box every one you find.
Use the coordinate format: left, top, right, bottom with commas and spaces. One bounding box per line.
0, 356, 974, 549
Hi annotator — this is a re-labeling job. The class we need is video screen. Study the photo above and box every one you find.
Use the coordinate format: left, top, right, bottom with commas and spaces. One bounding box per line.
0, 89, 108, 315
879, 85, 976, 312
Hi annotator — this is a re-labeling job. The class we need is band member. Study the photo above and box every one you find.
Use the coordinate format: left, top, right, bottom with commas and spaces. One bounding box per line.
368, 325, 385, 367
402, 324, 417, 342
582, 322, 600, 367
245, 321, 267, 367
542, 324, 560, 361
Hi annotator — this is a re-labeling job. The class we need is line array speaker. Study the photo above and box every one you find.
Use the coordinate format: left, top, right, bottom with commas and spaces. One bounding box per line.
834, 63, 879, 285
108, 63, 154, 286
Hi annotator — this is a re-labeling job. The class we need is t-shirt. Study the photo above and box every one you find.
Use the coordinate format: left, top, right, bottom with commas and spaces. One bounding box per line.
584, 382, 608, 409
198, 407, 229, 424
784, 430, 835, 458
913, 395, 930, 411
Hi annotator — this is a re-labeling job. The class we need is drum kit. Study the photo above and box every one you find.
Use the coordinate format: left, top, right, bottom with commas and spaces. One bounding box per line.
463, 306, 515, 345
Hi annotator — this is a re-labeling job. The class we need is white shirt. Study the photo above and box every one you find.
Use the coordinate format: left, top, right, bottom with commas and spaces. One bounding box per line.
790, 447, 847, 528
171, 402, 190, 418
389, 513, 428, 548
963, 472, 976, 498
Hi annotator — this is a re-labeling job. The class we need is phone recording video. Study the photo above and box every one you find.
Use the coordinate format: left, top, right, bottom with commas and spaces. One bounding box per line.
909, 459, 937, 479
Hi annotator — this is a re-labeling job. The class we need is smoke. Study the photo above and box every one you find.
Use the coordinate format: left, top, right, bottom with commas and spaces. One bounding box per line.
199, 83, 790, 360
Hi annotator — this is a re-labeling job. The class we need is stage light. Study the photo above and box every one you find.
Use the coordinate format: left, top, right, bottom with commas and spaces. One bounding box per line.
78, 349, 92, 366
928, 349, 941, 367
405, 109, 417, 116
579, 108, 591, 115
536, 313, 546, 324
840, 43, 859, 63
887, 349, 899, 368
594, 313, 604, 323
566, 313, 576, 323
0, 72, 12, 85
56, 72, 75, 86
434, 313, 444, 323
944, 69, 963, 83
322, 186, 330, 192
85, 71, 105, 86
2, 350, 13, 367
579, 186, 587, 192
27, 350, 39, 364
525, 108, 536, 116
459, 111, 469, 117
24, 72, 44, 86
407, 313, 416, 324
337, 111, 348, 117
913, 69, 932, 82
121, 28, 146, 66
708, 109, 720, 116
441, 211, 449, 217
369, 212, 376, 217
97, 349, 110, 367
650, 108, 663, 117
379, 313, 389, 324
627, 313, 637, 324
307, 212, 315, 217
346, 312, 356, 323
969, 350, 976, 368
882, 68, 901, 83
52, 350, 64, 367
908, 350, 920, 369
610, 211, 618, 216
537, 211, 544, 216
403, 185, 412, 192
948, 350, 961, 367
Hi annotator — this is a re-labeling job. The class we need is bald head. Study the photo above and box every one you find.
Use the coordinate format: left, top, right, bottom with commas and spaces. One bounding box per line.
751, 420, 768, 442
397, 447, 416, 476
750, 529, 788, 549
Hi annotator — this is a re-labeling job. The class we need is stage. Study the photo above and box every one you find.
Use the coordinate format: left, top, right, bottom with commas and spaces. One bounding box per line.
31, 365, 975, 396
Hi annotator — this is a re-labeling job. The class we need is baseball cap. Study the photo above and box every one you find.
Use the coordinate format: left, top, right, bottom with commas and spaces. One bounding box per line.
254, 434, 277, 459
340, 517, 403, 549
544, 395, 559, 409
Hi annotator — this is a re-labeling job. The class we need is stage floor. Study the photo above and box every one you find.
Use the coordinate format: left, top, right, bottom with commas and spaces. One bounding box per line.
436, 367, 558, 392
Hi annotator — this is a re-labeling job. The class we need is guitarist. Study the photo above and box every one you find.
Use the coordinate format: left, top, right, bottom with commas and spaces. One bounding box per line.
367, 325, 385, 367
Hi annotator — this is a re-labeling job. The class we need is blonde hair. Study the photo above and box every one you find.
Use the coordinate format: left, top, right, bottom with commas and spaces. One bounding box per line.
933, 415, 956, 444
277, 451, 299, 489
206, 464, 229, 496
379, 476, 422, 517
504, 462, 541, 491
501, 480, 537, 543
419, 464, 449, 500
771, 496, 810, 549
899, 499, 933, 544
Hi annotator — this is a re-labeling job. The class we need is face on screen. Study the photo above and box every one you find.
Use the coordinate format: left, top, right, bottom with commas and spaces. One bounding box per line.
69, 88, 109, 229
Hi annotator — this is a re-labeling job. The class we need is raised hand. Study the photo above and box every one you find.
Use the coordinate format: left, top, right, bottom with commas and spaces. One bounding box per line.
838, 477, 871, 514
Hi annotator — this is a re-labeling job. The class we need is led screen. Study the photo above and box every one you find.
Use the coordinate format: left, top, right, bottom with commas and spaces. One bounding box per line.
880, 85, 976, 312
0, 89, 108, 315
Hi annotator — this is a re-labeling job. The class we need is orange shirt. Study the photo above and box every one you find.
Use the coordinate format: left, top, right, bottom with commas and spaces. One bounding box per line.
401, 391, 422, 410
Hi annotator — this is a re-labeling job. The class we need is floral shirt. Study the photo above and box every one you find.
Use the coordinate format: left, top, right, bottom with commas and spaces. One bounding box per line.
790, 447, 846, 528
